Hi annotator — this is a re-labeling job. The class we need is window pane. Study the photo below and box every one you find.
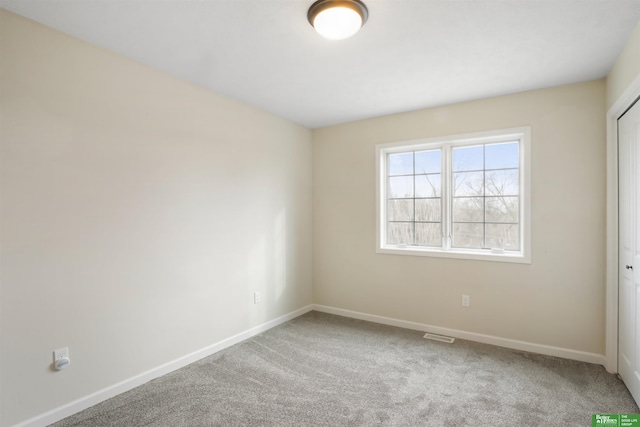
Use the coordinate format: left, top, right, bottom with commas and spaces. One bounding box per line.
485, 169, 519, 196
416, 199, 441, 222
452, 223, 483, 249
416, 174, 441, 197
387, 222, 413, 245
389, 176, 414, 198
486, 224, 519, 251
388, 199, 414, 221
388, 152, 413, 176
485, 196, 519, 223
416, 223, 442, 247
453, 145, 483, 172
453, 197, 484, 222
485, 142, 518, 170
453, 171, 484, 196
415, 150, 440, 174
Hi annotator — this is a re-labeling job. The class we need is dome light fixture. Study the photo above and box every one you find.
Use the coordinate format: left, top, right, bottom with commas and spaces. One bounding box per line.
307, 0, 369, 41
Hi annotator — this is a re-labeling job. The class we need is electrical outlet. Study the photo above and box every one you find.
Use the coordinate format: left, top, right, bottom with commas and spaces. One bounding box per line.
462, 295, 470, 307
254, 291, 261, 304
53, 347, 71, 370
54, 347, 68, 362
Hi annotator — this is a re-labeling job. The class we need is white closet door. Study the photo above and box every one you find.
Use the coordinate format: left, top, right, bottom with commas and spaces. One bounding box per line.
619, 98, 640, 405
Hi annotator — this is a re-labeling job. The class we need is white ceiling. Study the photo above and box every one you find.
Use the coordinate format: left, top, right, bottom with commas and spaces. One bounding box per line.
1, 0, 640, 129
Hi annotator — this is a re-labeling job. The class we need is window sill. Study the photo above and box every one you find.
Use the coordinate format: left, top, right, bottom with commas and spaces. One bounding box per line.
376, 246, 531, 264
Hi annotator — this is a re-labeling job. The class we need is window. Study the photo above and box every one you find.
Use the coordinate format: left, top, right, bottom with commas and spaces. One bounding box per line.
376, 127, 531, 263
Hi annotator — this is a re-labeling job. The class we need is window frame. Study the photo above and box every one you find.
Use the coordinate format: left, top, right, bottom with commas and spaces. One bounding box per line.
376, 127, 531, 264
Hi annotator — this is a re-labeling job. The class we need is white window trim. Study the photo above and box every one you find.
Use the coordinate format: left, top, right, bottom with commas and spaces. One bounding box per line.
376, 126, 531, 264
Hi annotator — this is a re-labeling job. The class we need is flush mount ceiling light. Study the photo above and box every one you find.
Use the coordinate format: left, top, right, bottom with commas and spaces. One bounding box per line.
308, 0, 369, 40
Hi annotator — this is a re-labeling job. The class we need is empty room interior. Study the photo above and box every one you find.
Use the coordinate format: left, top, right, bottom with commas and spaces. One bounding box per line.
2, 0, 640, 426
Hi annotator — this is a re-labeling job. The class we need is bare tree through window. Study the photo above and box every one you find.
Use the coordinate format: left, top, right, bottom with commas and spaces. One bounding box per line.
451, 142, 519, 251
386, 142, 519, 251
387, 149, 442, 247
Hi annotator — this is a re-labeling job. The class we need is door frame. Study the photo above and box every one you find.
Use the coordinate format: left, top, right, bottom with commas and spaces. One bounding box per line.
606, 74, 640, 373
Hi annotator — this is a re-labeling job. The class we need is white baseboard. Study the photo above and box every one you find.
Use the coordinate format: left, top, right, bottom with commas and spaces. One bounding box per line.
312, 304, 606, 366
12, 305, 314, 427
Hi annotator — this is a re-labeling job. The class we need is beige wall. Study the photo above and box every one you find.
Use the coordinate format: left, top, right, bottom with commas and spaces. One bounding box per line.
607, 21, 640, 109
0, 10, 312, 427
313, 80, 606, 355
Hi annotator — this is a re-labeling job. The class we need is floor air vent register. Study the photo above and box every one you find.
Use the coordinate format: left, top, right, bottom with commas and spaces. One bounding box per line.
423, 333, 455, 344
